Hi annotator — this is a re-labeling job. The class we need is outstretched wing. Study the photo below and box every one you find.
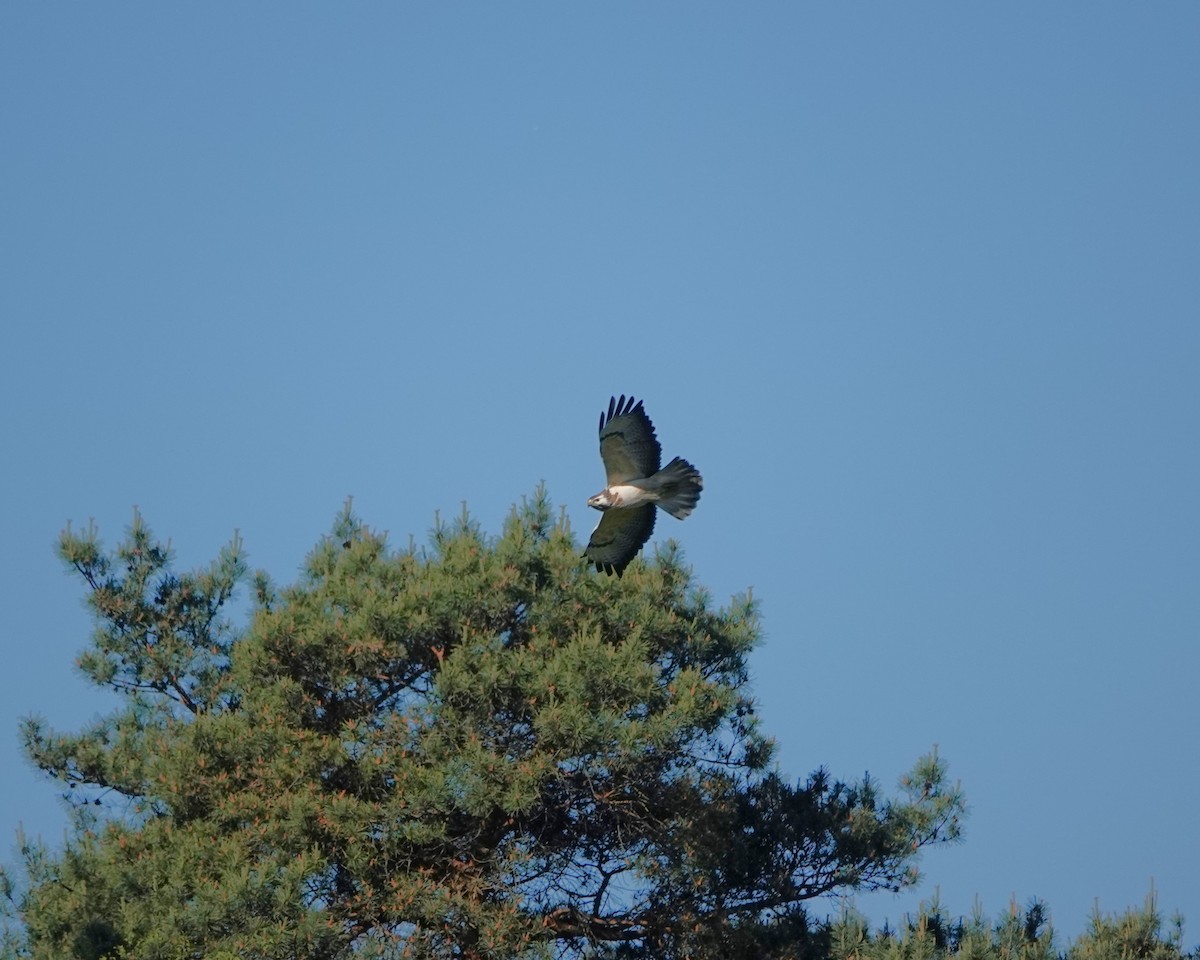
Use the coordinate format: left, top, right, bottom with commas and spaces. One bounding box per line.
598, 395, 662, 484
584, 504, 656, 577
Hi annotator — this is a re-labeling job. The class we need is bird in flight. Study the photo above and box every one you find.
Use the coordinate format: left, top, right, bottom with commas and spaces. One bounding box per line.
583, 395, 703, 577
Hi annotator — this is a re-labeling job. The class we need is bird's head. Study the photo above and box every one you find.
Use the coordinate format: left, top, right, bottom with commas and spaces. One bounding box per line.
587, 489, 615, 511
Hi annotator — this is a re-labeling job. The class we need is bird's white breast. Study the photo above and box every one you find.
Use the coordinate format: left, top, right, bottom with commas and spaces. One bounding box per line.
607, 483, 655, 508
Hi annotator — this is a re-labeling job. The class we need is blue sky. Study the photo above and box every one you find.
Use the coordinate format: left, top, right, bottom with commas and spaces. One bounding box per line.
2, 3, 1197, 944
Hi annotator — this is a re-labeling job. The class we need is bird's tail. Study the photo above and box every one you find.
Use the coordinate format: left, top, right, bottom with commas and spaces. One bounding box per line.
652, 457, 703, 519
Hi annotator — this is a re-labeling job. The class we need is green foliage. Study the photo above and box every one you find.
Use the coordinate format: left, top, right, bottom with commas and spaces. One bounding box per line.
827, 898, 1058, 960
1067, 894, 1190, 960
823, 892, 1193, 960
2, 490, 965, 959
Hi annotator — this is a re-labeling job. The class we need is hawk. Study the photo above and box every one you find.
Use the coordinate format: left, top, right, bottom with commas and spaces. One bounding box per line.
583, 395, 703, 577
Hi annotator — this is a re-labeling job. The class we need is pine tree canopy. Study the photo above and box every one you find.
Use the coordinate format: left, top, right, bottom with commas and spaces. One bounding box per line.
1, 490, 965, 960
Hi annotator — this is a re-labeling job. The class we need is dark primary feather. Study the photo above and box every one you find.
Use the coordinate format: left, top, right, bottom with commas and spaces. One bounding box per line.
598, 394, 661, 485
584, 504, 656, 577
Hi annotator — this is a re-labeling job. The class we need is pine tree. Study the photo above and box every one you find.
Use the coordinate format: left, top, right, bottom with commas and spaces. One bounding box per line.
1068, 893, 1190, 960
1, 490, 964, 960
821, 892, 1195, 960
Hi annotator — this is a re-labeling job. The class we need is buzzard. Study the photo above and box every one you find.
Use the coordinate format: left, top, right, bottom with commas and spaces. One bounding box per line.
583, 395, 703, 576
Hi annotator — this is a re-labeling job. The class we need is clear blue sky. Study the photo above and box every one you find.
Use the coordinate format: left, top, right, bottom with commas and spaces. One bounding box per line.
2, 3, 1197, 944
